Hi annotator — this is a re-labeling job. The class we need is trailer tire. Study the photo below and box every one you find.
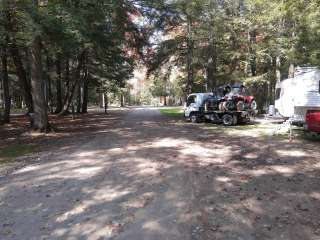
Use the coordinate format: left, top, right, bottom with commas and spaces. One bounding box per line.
222, 114, 234, 126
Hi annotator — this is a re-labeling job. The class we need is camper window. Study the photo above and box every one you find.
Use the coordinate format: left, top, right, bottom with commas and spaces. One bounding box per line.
275, 88, 281, 100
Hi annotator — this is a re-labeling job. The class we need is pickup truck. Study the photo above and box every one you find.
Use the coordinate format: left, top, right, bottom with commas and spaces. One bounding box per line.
305, 110, 320, 133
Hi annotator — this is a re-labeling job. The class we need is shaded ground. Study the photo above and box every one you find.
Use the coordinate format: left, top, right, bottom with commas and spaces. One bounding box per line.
0, 107, 320, 240
0, 108, 126, 174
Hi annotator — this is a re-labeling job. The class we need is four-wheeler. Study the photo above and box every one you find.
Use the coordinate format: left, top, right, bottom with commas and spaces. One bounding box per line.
184, 86, 257, 126
219, 84, 257, 112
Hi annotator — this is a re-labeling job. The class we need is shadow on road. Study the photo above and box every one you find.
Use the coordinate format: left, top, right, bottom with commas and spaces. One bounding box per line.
0, 107, 320, 240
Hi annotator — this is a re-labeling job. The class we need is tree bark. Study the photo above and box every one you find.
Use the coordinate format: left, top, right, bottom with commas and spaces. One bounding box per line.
59, 51, 86, 115
276, 56, 281, 85
45, 54, 53, 113
120, 93, 124, 107
81, 71, 89, 113
4, 3, 33, 113
30, 34, 49, 131
1, 45, 11, 124
288, 63, 295, 78
249, 30, 257, 76
62, 58, 70, 109
55, 57, 63, 113
76, 81, 82, 113
2, 1, 32, 112
9, 44, 33, 113
207, 21, 217, 91
6, 20, 33, 113
104, 92, 108, 113
186, 16, 194, 95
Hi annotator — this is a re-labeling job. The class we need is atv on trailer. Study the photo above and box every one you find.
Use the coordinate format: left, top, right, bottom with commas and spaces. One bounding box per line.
184, 88, 257, 126
219, 84, 258, 112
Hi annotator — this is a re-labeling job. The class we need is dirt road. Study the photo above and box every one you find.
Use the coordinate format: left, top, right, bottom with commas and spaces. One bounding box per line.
0, 107, 320, 240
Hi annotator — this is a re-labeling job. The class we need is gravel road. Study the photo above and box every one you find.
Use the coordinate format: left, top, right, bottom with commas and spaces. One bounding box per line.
0, 107, 320, 240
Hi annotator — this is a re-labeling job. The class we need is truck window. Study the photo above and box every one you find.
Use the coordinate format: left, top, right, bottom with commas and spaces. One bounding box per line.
275, 88, 281, 100
187, 95, 197, 107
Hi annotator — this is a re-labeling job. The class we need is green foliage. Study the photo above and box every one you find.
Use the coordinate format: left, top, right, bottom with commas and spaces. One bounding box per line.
147, 0, 320, 104
2, 0, 320, 113
0, 0, 177, 114
150, 77, 170, 98
159, 107, 183, 117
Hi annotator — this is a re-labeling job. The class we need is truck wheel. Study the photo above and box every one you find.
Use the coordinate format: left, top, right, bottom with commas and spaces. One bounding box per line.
222, 114, 233, 126
190, 113, 200, 123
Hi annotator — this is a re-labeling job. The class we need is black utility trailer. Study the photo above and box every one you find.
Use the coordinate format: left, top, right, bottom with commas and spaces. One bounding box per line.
190, 109, 252, 126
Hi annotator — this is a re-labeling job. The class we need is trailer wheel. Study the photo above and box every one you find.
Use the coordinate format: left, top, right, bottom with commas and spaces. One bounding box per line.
222, 114, 234, 126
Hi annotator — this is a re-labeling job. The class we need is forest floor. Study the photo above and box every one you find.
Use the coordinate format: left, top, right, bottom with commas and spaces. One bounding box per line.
0, 107, 320, 240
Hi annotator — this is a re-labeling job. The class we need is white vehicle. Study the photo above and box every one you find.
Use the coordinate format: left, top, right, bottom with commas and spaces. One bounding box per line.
184, 93, 214, 120
275, 67, 320, 124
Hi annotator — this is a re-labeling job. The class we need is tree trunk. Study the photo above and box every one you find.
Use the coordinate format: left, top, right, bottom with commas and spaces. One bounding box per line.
207, 21, 217, 91
62, 58, 70, 109
9, 43, 33, 113
59, 51, 86, 115
1, 45, 11, 124
276, 56, 281, 85
249, 30, 257, 76
76, 82, 82, 113
3, 1, 33, 113
288, 63, 295, 78
269, 56, 281, 105
46, 54, 53, 113
104, 92, 108, 113
55, 57, 63, 113
186, 16, 194, 95
81, 72, 89, 113
30, 34, 49, 131
288, 23, 296, 79
120, 93, 124, 107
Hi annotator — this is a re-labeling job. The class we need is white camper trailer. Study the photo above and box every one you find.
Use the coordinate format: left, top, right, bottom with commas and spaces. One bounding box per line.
275, 67, 320, 123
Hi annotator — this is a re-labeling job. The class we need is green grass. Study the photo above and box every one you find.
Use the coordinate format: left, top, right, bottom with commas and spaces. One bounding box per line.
0, 144, 36, 165
160, 107, 183, 117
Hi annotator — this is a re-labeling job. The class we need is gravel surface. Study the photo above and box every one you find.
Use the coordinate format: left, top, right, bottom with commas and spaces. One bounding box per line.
0, 107, 320, 240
